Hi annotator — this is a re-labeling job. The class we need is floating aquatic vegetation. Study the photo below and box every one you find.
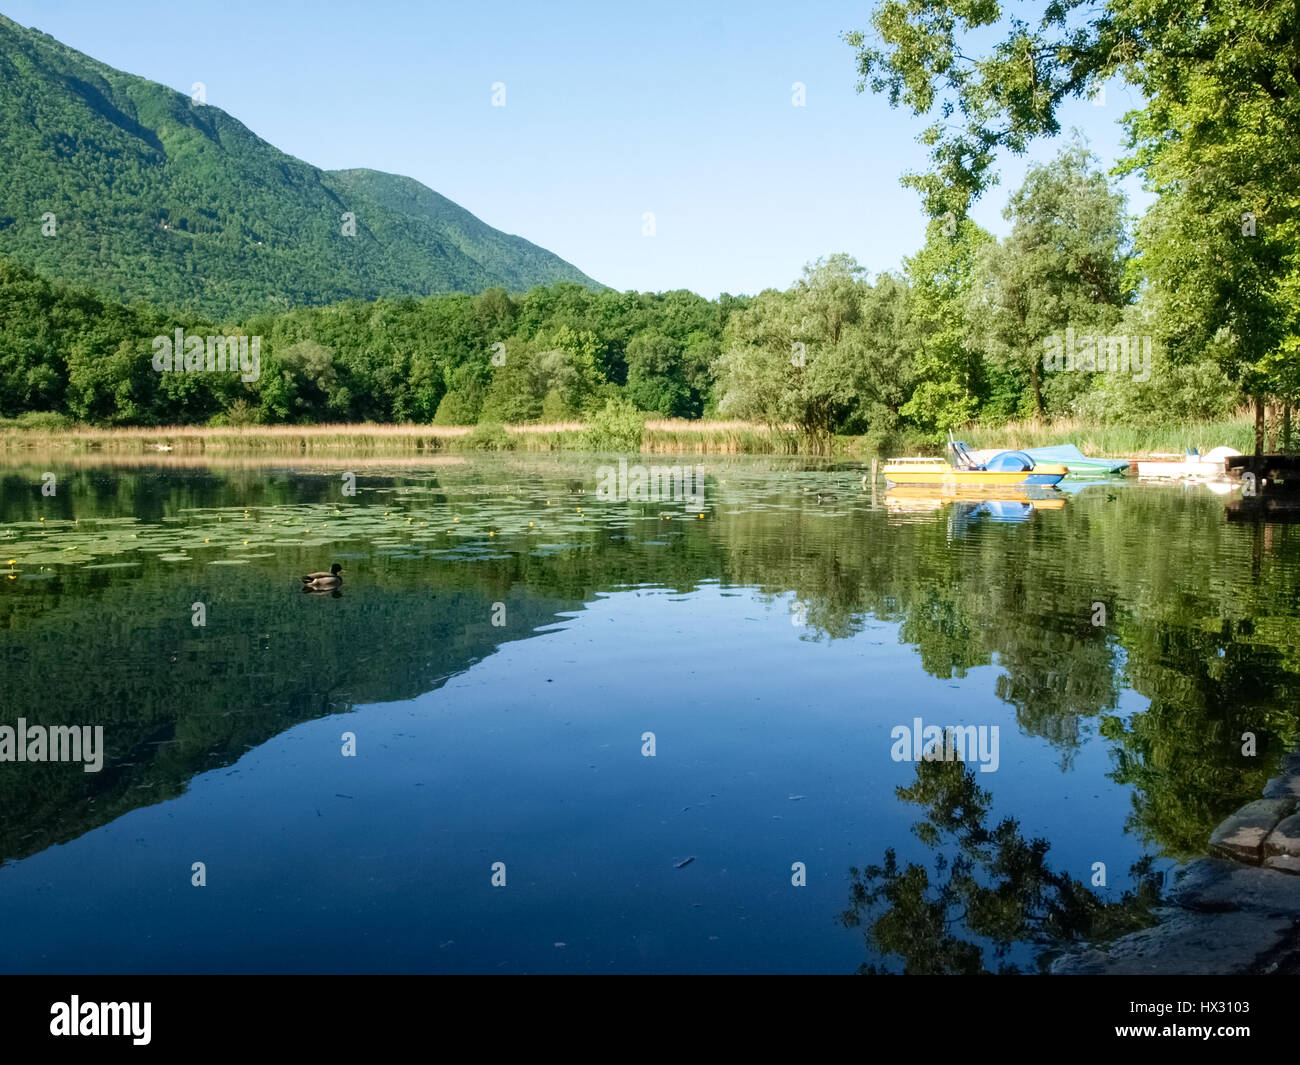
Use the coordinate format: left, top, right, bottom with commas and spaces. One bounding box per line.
0, 457, 838, 576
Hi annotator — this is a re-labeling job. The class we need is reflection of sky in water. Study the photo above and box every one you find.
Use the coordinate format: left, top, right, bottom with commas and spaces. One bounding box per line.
0, 458, 1294, 973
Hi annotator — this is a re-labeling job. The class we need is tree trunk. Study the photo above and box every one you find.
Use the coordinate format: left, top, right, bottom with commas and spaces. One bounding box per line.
1254, 396, 1266, 459
1284, 404, 1293, 453
1030, 357, 1045, 419
1266, 404, 1279, 453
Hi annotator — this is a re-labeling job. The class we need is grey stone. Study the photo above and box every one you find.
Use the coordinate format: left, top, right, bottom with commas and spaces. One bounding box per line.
1052, 751, 1300, 975
1262, 773, 1300, 800
1168, 858, 1236, 908
1050, 908, 1295, 975
1264, 812, 1300, 864
1171, 857, 1300, 915
1208, 798, 1296, 863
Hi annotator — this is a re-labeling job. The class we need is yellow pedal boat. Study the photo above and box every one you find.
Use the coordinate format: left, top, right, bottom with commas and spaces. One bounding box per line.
883, 441, 1067, 487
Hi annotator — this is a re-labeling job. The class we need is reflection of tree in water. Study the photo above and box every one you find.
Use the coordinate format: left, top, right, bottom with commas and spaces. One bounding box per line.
994, 606, 1120, 769
841, 759, 1163, 973
8, 468, 1300, 883
1103, 617, 1299, 857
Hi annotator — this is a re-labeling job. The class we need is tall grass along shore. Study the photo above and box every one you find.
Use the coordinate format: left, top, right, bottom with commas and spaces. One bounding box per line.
0, 412, 1264, 459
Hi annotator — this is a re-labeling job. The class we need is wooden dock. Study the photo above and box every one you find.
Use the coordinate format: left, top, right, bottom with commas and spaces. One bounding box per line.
1224, 454, 1300, 494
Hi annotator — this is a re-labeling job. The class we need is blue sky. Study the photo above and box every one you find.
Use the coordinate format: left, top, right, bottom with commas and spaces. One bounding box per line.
7, 0, 1151, 297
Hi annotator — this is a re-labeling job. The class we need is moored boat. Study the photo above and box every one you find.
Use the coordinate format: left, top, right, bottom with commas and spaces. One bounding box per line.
1136, 445, 1240, 480
970, 443, 1129, 475
883, 440, 1067, 487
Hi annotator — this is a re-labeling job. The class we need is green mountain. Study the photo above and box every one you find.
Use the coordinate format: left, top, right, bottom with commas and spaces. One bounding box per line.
0, 15, 599, 319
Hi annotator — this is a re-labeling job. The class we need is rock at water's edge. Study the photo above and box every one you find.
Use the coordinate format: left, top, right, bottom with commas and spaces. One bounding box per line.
1263, 813, 1300, 872
1050, 909, 1295, 975
1208, 798, 1296, 863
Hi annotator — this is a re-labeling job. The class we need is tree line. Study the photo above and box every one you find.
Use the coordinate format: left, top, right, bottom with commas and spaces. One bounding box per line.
844, 0, 1300, 454
0, 145, 1292, 447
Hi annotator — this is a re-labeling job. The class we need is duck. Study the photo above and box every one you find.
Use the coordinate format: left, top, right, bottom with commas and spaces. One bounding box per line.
301, 563, 343, 590
800, 486, 838, 503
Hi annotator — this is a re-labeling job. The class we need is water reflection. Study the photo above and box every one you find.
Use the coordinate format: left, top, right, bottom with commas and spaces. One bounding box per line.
0, 456, 1297, 971
841, 758, 1165, 974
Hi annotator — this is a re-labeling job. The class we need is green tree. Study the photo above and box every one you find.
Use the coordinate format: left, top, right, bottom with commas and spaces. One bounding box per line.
624, 330, 691, 416
846, 0, 1300, 441
966, 142, 1129, 419
901, 216, 993, 437
262, 339, 342, 422
717, 255, 895, 451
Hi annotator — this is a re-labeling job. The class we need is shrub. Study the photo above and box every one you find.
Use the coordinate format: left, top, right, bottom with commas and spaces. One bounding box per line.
208, 399, 258, 428
434, 386, 484, 426
1072, 356, 1243, 425
582, 396, 645, 451
464, 421, 515, 451
12, 411, 73, 432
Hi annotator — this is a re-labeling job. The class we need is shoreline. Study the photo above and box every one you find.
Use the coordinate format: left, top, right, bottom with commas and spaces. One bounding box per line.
0, 413, 1261, 459
0, 419, 795, 456
1052, 752, 1300, 975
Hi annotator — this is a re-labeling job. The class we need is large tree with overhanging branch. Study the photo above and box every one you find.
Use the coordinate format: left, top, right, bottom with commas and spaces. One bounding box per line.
845, 0, 1300, 450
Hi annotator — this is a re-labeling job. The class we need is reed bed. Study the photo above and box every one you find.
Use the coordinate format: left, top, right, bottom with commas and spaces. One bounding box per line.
643, 419, 798, 455
959, 414, 1258, 457
0, 419, 799, 456
0, 413, 1265, 460
0, 421, 472, 454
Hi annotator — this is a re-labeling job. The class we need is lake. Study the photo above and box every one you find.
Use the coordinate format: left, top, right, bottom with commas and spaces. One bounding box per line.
1, 454, 1297, 973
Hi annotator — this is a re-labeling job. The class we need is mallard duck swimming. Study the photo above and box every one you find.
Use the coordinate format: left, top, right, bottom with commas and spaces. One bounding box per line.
800, 486, 838, 503
301, 563, 343, 590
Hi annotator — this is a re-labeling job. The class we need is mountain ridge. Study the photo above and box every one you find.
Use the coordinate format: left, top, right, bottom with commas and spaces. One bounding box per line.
0, 14, 600, 318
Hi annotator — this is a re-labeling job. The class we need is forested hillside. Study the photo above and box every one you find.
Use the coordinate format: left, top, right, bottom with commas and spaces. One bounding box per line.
0, 15, 598, 319
2, 8, 1297, 448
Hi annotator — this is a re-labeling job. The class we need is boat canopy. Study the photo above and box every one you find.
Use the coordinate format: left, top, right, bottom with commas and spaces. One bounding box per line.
1022, 444, 1130, 473
947, 440, 1039, 472
985, 450, 1036, 472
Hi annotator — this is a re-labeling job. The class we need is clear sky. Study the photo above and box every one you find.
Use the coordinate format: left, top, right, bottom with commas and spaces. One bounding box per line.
5, 0, 1152, 297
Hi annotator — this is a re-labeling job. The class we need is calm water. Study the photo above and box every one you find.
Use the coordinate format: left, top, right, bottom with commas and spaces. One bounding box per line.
0, 455, 1297, 974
